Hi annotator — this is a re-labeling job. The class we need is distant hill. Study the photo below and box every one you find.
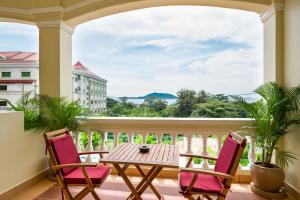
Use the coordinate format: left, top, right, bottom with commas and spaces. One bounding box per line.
142, 92, 177, 99
120, 92, 177, 99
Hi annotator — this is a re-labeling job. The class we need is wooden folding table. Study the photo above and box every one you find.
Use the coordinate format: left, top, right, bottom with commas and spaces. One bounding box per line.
101, 143, 179, 200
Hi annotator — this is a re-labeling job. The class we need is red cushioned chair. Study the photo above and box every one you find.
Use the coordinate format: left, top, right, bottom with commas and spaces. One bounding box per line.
179, 132, 247, 200
44, 128, 111, 200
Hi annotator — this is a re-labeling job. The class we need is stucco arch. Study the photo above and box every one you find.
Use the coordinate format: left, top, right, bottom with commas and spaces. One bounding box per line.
0, 0, 270, 26
64, 0, 270, 26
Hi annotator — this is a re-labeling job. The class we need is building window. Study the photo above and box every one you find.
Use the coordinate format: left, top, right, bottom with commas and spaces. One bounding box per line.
0, 101, 7, 106
21, 71, 31, 77
1, 72, 11, 77
0, 85, 7, 91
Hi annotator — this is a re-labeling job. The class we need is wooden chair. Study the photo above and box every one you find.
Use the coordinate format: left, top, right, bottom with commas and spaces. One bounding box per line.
44, 128, 111, 200
179, 132, 247, 200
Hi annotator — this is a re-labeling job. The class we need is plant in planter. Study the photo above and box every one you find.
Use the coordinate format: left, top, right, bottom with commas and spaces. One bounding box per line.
2, 92, 88, 180
239, 82, 300, 198
2, 92, 88, 132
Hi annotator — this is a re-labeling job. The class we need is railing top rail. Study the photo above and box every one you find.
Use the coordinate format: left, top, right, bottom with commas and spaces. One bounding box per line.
83, 117, 253, 134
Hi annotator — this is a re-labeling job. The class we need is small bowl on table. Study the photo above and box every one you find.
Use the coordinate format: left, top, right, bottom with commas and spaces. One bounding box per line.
139, 145, 150, 153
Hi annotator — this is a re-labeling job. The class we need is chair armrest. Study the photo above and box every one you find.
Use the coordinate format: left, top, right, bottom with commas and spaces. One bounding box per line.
51, 163, 98, 171
78, 151, 109, 155
180, 153, 218, 161
180, 167, 234, 180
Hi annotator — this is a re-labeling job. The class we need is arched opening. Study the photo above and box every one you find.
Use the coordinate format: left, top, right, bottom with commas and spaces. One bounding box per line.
73, 6, 263, 117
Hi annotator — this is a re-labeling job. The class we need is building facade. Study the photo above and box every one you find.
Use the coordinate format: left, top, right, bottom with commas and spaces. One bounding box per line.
0, 52, 107, 113
72, 61, 107, 113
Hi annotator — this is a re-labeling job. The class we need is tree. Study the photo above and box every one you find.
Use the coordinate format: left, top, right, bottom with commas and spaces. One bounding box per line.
106, 97, 118, 108
196, 90, 210, 103
191, 99, 248, 118
174, 89, 197, 117
142, 97, 168, 112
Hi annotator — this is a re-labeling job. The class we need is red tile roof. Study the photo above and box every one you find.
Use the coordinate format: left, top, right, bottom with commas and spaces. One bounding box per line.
0, 52, 38, 63
0, 52, 106, 82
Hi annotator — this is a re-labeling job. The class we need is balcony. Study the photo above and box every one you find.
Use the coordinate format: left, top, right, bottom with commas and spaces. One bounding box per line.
0, 115, 290, 200
0, 0, 300, 199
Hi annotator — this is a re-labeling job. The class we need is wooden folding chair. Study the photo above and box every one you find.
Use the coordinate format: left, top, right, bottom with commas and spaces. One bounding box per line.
179, 132, 247, 200
44, 128, 111, 200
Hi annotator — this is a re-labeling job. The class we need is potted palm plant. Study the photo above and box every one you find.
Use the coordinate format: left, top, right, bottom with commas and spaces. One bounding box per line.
239, 82, 300, 198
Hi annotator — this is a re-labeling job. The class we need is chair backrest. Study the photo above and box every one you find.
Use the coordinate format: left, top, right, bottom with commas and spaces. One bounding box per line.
44, 128, 81, 175
214, 133, 246, 183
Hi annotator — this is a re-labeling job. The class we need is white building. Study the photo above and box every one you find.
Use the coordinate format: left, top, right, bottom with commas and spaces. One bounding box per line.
0, 52, 107, 113
72, 61, 107, 113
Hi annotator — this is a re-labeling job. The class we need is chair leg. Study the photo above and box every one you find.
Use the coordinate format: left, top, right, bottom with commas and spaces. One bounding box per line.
61, 189, 65, 200
90, 189, 100, 200
62, 187, 73, 200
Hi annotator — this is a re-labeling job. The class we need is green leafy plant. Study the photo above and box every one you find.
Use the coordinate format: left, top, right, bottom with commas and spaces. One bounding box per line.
239, 82, 300, 168
1, 92, 88, 133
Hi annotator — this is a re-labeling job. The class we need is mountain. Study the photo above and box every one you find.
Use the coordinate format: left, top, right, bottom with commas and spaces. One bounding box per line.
142, 92, 177, 99
120, 92, 177, 99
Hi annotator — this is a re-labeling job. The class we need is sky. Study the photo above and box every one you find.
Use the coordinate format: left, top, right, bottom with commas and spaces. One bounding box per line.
0, 6, 263, 97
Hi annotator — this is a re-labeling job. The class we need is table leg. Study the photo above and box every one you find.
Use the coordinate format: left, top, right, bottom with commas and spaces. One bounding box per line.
137, 166, 163, 196
127, 166, 160, 200
135, 165, 161, 199
113, 163, 142, 200
128, 166, 163, 200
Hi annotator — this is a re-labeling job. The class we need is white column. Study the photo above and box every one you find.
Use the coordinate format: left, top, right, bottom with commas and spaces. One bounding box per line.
200, 134, 209, 169
261, 1, 284, 85
37, 21, 74, 98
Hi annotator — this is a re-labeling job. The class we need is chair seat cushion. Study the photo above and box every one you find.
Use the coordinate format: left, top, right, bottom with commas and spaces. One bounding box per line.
64, 165, 110, 185
179, 172, 223, 194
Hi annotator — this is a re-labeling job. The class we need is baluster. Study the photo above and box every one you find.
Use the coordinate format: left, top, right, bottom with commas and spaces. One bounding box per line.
248, 135, 256, 163
186, 133, 192, 153
86, 131, 93, 162
158, 133, 163, 144
200, 134, 209, 169
141, 132, 147, 144
216, 135, 222, 154
76, 131, 81, 151
113, 132, 118, 147
128, 132, 134, 143
100, 132, 106, 150
171, 133, 176, 145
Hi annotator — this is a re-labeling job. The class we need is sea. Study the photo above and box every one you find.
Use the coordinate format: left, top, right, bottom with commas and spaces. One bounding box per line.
121, 93, 260, 105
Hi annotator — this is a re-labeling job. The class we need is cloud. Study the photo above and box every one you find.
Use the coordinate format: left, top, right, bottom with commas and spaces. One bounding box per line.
73, 6, 263, 96
78, 6, 262, 46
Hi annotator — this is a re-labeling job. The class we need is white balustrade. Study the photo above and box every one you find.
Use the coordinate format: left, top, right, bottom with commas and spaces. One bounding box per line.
76, 117, 253, 170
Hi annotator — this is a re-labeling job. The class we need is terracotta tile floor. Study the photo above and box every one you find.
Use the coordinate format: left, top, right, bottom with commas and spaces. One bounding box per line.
11, 176, 291, 200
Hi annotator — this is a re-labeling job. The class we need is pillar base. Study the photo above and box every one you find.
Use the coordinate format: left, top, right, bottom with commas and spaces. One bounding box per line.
250, 182, 287, 199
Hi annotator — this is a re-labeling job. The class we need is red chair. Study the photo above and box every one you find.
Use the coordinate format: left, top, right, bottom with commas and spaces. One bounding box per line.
44, 128, 111, 200
179, 132, 247, 200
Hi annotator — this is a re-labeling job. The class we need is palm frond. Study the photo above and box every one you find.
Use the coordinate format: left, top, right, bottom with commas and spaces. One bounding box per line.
275, 148, 296, 168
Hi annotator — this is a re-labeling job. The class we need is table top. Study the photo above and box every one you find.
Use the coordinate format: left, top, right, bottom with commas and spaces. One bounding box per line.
101, 143, 179, 168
